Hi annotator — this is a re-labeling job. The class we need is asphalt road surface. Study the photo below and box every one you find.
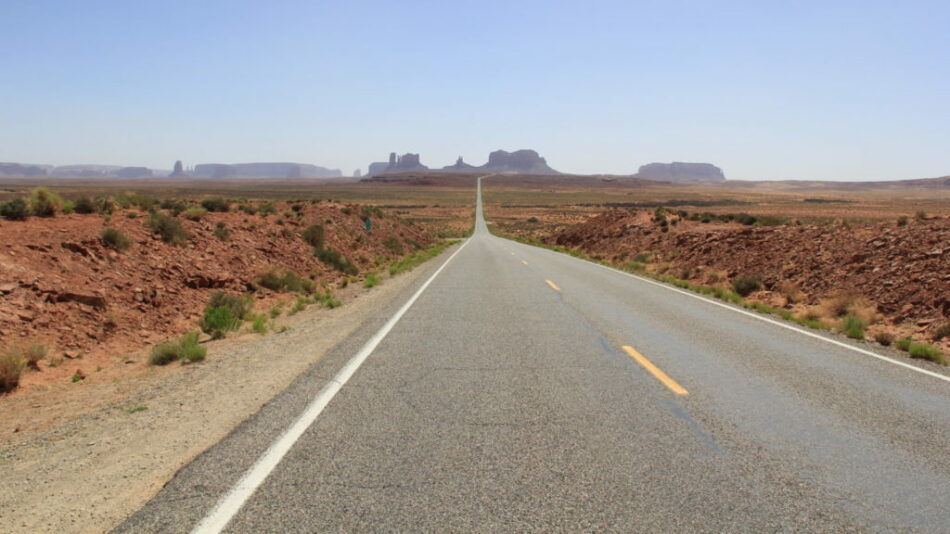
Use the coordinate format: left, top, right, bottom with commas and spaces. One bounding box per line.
117, 178, 950, 533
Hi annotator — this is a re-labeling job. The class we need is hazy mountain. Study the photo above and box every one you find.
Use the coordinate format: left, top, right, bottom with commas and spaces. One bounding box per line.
635, 162, 726, 182
192, 162, 342, 178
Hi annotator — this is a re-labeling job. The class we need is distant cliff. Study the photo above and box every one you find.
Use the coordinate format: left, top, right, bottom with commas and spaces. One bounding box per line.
366, 149, 559, 176
635, 162, 725, 182
192, 162, 342, 178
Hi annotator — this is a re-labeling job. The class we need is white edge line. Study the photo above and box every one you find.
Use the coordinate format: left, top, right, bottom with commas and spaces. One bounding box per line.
506, 238, 950, 384
191, 238, 471, 534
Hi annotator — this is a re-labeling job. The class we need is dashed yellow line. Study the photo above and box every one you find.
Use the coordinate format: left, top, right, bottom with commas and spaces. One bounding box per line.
622, 345, 689, 396
545, 279, 561, 291
521, 260, 529, 266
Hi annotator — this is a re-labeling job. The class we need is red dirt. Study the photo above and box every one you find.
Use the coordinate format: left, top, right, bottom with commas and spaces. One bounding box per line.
547, 210, 950, 343
0, 202, 431, 394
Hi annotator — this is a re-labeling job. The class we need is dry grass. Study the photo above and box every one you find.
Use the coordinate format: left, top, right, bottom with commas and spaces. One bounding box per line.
812, 293, 881, 326
0, 347, 26, 392
777, 280, 806, 305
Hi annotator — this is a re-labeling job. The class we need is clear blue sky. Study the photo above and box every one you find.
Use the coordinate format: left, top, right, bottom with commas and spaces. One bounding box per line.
1, 0, 948, 180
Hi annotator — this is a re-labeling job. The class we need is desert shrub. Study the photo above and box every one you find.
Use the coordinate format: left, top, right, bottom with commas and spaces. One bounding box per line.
93, 196, 115, 215
200, 307, 240, 339
731, 276, 762, 297
214, 221, 230, 241
315, 248, 358, 275
160, 198, 188, 215
527, 217, 539, 223
777, 281, 805, 305
29, 187, 64, 217
291, 204, 303, 213
632, 252, 652, 263
915, 210, 927, 220
841, 315, 867, 340
149, 331, 205, 365
341, 207, 352, 215
259, 201, 277, 215
206, 292, 253, 320
62, 200, 75, 214
114, 193, 157, 211
895, 337, 913, 351
383, 236, 404, 255
201, 198, 230, 212
301, 224, 325, 248
100, 228, 132, 251
183, 207, 207, 221
23, 343, 48, 370
145, 212, 188, 245
269, 303, 284, 318
0, 347, 26, 392
251, 315, 268, 334
0, 198, 30, 220
255, 268, 313, 294
908, 342, 947, 364
874, 332, 895, 346
364, 273, 381, 288
933, 323, 950, 342
736, 213, 757, 225
238, 204, 258, 215
896, 216, 908, 227
73, 196, 96, 214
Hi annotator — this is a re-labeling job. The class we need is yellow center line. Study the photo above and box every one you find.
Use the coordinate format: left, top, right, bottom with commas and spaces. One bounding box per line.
522, 260, 529, 265
545, 279, 561, 291
621, 345, 689, 396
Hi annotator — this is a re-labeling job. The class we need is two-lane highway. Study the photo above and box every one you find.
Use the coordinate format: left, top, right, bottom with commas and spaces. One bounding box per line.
117, 177, 950, 533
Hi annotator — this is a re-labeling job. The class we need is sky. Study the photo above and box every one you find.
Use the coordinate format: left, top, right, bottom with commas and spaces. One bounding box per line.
1, 0, 948, 181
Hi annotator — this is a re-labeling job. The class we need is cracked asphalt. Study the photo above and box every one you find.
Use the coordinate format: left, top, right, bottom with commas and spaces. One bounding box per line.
115, 179, 950, 533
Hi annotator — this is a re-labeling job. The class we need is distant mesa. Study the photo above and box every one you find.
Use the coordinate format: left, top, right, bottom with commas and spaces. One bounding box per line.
192, 162, 342, 179
635, 162, 726, 182
365, 149, 559, 176
0, 163, 47, 177
116, 167, 153, 179
478, 149, 558, 175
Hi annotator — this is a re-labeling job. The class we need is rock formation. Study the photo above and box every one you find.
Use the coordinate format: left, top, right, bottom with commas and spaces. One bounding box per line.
365, 153, 430, 175
0, 163, 48, 177
479, 149, 559, 174
441, 156, 478, 172
635, 162, 726, 182
169, 160, 187, 178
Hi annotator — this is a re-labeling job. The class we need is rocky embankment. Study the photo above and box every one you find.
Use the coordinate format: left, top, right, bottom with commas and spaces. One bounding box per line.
0, 201, 430, 371
548, 209, 950, 344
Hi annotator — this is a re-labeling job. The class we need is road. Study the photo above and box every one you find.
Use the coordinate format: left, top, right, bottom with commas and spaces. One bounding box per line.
117, 178, 950, 533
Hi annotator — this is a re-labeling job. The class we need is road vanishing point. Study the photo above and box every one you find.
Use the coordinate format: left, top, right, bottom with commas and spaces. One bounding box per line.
117, 178, 950, 533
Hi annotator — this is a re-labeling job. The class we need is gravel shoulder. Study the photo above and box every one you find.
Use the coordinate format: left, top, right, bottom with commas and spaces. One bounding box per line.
0, 251, 451, 534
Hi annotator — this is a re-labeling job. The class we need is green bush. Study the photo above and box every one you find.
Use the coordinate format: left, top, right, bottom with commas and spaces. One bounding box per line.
200, 307, 240, 339
895, 337, 913, 351
214, 221, 230, 241
183, 207, 207, 221
908, 342, 947, 364
100, 228, 132, 251
160, 199, 188, 216
301, 224, 325, 248
255, 268, 313, 294
144, 213, 188, 245
29, 187, 64, 217
0, 198, 30, 221
73, 196, 96, 214
206, 292, 253, 320
23, 343, 48, 370
251, 315, 268, 334
201, 198, 230, 212
364, 273, 381, 288
731, 276, 762, 297
93, 196, 115, 215
259, 201, 277, 215
315, 247, 358, 275
841, 315, 867, 340
149, 332, 206, 365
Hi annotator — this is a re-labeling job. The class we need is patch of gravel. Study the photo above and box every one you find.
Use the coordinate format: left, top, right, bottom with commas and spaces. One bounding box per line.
0, 261, 441, 534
